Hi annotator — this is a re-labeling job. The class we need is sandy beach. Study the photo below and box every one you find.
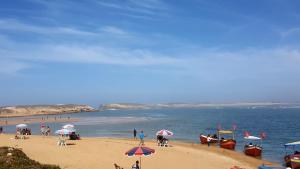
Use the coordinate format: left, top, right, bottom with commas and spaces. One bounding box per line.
0, 134, 277, 169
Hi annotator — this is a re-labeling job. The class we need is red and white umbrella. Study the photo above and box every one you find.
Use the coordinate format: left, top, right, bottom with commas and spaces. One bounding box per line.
156, 129, 173, 136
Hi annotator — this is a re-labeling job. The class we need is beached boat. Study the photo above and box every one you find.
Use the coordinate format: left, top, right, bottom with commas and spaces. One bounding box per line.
284, 141, 300, 168
199, 134, 218, 144
218, 130, 236, 150
244, 135, 262, 157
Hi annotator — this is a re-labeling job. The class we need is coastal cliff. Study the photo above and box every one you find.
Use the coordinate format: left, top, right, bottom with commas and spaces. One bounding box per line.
0, 104, 96, 117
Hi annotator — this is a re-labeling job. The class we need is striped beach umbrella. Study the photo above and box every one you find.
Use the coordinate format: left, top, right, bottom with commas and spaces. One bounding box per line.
156, 129, 173, 136
125, 146, 155, 169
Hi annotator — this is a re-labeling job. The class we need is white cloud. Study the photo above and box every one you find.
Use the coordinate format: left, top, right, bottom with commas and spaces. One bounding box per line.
101, 26, 129, 36
0, 19, 97, 36
280, 27, 300, 37
0, 43, 181, 66
0, 60, 29, 75
96, 0, 169, 19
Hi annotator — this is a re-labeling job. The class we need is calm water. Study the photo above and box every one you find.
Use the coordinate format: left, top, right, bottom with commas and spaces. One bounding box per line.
1, 107, 300, 164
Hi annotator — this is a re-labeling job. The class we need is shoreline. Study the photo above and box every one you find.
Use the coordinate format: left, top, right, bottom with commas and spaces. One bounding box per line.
0, 134, 279, 169
0, 116, 78, 125
0, 110, 96, 118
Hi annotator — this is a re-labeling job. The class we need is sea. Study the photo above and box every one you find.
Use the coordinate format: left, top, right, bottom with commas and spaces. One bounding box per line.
1, 107, 300, 164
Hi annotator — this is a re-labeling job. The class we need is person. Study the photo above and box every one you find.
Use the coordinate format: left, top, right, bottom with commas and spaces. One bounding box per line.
162, 137, 169, 147
213, 134, 218, 139
133, 129, 137, 139
0, 126, 3, 134
157, 135, 163, 146
207, 134, 212, 147
139, 130, 145, 146
46, 126, 51, 136
132, 160, 140, 169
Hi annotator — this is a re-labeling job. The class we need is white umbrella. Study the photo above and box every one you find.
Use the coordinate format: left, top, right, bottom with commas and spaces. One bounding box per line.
62, 124, 75, 129
55, 128, 76, 135
156, 129, 174, 136
16, 124, 27, 129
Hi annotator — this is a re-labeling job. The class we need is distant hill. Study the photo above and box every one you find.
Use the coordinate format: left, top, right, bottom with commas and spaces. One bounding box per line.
99, 102, 300, 111
0, 104, 96, 117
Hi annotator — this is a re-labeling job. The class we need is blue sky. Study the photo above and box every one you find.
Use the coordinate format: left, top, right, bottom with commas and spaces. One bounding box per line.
1, 0, 300, 106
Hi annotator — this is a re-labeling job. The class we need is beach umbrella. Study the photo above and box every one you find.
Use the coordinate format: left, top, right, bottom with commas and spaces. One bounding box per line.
156, 129, 173, 136
62, 124, 75, 129
125, 146, 155, 169
55, 128, 75, 135
16, 124, 27, 129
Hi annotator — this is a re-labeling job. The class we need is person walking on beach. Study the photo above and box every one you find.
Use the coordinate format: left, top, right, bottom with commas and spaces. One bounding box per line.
133, 128, 137, 139
139, 130, 145, 146
132, 160, 140, 169
207, 135, 212, 147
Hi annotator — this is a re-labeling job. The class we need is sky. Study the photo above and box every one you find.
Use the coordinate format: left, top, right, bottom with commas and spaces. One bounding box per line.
1, 0, 300, 106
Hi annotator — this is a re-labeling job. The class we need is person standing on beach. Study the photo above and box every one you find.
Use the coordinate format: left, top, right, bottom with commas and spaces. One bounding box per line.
207, 135, 212, 147
139, 130, 145, 146
133, 128, 137, 139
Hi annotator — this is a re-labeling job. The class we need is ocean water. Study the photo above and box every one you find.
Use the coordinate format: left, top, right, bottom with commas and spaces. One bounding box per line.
1, 107, 300, 164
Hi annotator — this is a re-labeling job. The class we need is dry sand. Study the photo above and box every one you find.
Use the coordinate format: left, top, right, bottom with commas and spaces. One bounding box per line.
0, 134, 278, 169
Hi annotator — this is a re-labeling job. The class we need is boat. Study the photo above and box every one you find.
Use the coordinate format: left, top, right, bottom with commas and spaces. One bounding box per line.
244, 135, 262, 157
218, 130, 236, 150
284, 141, 300, 169
199, 134, 218, 144
258, 166, 286, 169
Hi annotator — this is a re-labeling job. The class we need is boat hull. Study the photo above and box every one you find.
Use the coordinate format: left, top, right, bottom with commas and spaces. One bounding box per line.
284, 154, 300, 169
220, 139, 236, 150
200, 135, 218, 144
244, 146, 262, 157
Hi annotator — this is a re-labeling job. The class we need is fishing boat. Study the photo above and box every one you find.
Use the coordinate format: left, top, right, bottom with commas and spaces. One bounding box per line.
284, 141, 300, 169
218, 130, 236, 150
199, 134, 218, 144
244, 135, 262, 157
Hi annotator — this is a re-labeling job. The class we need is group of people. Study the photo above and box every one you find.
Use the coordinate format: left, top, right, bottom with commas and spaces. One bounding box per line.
41, 126, 51, 136
17, 128, 31, 135
15, 128, 31, 139
157, 135, 169, 147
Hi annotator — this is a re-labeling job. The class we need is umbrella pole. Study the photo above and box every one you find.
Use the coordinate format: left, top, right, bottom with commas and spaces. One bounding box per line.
140, 156, 142, 169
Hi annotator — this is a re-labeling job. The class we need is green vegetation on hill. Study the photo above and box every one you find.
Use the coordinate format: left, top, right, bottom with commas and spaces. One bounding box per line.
0, 147, 60, 169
